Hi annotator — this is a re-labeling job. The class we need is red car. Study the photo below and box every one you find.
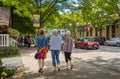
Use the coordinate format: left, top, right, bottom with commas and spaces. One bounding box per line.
75, 38, 100, 49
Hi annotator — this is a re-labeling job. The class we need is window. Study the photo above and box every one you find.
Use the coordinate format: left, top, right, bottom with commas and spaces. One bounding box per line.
58, 31, 60, 35
80, 29, 82, 37
62, 30, 64, 33
82, 28, 84, 37
112, 25, 116, 37
90, 29, 93, 36
86, 31, 89, 37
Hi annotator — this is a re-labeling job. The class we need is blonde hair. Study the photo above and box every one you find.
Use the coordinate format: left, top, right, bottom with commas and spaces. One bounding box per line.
52, 29, 58, 36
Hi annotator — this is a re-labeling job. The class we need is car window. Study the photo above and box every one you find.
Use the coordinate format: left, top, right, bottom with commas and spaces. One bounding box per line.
84, 38, 92, 42
84, 39, 88, 42
81, 39, 84, 42
77, 38, 81, 41
111, 38, 115, 41
111, 38, 119, 41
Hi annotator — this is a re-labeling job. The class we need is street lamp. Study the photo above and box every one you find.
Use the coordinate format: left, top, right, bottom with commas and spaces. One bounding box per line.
76, 22, 79, 27
69, 23, 72, 27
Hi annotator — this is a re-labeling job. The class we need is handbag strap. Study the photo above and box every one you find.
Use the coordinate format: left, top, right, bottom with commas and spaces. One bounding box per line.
39, 36, 45, 47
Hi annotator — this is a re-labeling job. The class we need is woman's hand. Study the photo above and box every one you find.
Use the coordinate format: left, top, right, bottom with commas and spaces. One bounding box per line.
37, 48, 44, 53
62, 51, 64, 54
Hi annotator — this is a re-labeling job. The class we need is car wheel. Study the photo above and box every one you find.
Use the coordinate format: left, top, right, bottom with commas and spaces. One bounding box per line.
96, 47, 99, 50
84, 45, 88, 49
75, 44, 78, 48
117, 43, 120, 47
105, 42, 108, 46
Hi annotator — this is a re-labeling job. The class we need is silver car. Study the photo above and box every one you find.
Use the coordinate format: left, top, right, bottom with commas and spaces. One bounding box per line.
104, 38, 120, 47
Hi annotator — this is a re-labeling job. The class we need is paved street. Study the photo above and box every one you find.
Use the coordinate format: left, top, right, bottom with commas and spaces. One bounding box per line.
19, 45, 120, 79
73, 46, 120, 71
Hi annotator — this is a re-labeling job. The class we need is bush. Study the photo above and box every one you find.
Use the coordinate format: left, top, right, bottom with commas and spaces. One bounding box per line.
4, 68, 16, 77
7, 28, 20, 37
0, 52, 4, 57
1, 46, 20, 57
0, 59, 16, 78
0, 59, 2, 66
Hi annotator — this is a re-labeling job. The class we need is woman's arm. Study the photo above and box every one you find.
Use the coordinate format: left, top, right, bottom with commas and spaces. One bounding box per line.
35, 37, 39, 48
62, 40, 67, 54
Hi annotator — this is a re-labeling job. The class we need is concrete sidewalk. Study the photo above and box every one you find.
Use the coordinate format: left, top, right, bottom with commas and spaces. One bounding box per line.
19, 47, 120, 79
1, 57, 25, 79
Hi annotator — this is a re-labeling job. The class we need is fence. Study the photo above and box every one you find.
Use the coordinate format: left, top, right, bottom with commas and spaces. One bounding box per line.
0, 34, 17, 47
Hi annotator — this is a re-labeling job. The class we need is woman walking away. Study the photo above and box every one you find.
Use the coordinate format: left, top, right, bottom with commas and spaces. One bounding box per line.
35, 29, 48, 73
62, 31, 73, 70
49, 29, 62, 72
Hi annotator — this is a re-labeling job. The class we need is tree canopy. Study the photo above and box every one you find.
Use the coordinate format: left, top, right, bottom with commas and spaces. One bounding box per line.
1, 0, 120, 36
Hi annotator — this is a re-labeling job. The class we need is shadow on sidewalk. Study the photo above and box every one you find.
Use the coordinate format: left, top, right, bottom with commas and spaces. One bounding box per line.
87, 56, 120, 72
20, 47, 120, 79
24, 60, 120, 79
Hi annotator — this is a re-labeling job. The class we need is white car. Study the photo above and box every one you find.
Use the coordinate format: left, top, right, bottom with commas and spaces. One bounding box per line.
104, 38, 120, 47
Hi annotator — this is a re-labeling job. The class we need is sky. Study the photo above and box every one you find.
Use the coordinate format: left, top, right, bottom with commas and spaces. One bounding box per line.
59, 0, 82, 14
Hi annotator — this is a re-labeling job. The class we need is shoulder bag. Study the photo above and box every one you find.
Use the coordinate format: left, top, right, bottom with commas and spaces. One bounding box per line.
34, 37, 44, 59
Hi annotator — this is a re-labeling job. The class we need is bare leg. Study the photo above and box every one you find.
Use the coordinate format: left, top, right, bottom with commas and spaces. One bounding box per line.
57, 64, 60, 71
53, 66, 56, 71
38, 59, 41, 69
66, 62, 68, 69
38, 59, 44, 73
57, 63, 60, 68
69, 60, 72, 66
69, 60, 73, 70
41, 59, 44, 69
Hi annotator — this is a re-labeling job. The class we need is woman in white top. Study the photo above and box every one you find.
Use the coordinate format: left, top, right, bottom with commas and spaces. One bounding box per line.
49, 29, 62, 72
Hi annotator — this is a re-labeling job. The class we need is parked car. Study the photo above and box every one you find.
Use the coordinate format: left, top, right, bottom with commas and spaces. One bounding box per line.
75, 38, 100, 49
93, 36, 106, 45
117, 42, 120, 47
104, 38, 120, 47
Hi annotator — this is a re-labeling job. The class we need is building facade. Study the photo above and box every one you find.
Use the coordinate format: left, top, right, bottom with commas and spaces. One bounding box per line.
76, 19, 120, 40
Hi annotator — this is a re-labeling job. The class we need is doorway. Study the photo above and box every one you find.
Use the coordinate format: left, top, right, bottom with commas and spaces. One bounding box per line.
112, 25, 116, 38
106, 26, 110, 40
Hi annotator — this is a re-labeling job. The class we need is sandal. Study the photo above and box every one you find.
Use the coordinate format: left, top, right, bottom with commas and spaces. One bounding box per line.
57, 68, 60, 72
38, 68, 43, 73
40, 70, 43, 73
70, 65, 73, 70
